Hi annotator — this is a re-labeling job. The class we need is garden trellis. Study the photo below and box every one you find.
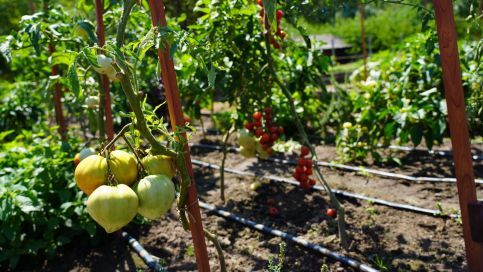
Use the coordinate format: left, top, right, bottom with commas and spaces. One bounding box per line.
53, 0, 482, 270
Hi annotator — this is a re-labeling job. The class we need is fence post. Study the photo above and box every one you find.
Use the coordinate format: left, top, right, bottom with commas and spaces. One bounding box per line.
147, 1, 211, 271
95, 0, 114, 141
433, 1, 483, 270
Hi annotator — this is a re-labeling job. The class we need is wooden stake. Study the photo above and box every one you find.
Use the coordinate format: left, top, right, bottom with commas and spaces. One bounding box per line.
147, 1, 210, 271
49, 45, 67, 141
433, 1, 483, 270
95, 0, 114, 141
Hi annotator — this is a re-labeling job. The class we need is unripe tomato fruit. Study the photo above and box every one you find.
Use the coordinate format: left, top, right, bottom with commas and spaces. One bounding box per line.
326, 208, 337, 218
108, 150, 138, 186
238, 129, 256, 150
75, 155, 108, 195
142, 155, 174, 178
253, 111, 262, 120
240, 146, 256, 158
250, 181, 262, 191
87, 184, 139, 233
74, 153, 81, 166
342, 122, 353, 129
79, 147, 97, 161
85, 96, 99, 109
133, 174, 175, 220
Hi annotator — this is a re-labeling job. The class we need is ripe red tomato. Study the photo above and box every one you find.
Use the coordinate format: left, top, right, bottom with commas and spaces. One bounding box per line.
293, 171, 300, 180
259, 9, 264, 19
253, 121, 262, 128
269, 127, 278, 134
305, 159, 313, 168
253, 111, 262, 120
260, 133, 270, 144
268, 207, 279, 217
278, 127, 284, 134
257, 0, 263, 6
265, 120, 273, 128
266, 198, 276, 206
264, 107, 272, 115
308, 179, 316, 186
300, 181, 310, 190
305, 168, 313, 175
295, 165, 304, 174
266, 147, 273, 155
245, 122, 254, 130
297, 158, 306, 167
326, 208, 337, 218
271, 133, 278, 141
301, 146, 310, 157
276, 10, 283, 20
299, 174, 308, 183
255, 128, 264, 137
272, 41, 280, 49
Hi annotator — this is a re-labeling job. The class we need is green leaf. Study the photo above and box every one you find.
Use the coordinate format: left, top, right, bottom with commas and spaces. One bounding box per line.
75, 20, 98, 44
207, 65, 216, 88
262, 0, 276, 27
410, 125, 423, 146
68, 62, 80, 98
51, 52, 76, 66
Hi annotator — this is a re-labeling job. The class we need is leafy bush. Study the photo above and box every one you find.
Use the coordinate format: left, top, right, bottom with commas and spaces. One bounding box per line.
0, 131, 101, 268
336, 32, 482, 163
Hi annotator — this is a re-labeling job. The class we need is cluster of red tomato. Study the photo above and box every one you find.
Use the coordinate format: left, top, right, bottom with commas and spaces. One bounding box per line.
245, 108, 284, 156
266, 198, 279, 217
257, 0, 286, 49
293, 146, 316, 190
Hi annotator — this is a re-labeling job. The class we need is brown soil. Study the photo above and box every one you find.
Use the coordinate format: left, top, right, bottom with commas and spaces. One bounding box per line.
33, 122, 483, 272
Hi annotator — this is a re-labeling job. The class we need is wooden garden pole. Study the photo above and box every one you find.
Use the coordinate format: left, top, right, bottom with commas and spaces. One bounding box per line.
147, 1, 211, 271
433, 1, 483, 270
49, 45, 68, 141
359, 1, 367, 80
95, 0, 114, 141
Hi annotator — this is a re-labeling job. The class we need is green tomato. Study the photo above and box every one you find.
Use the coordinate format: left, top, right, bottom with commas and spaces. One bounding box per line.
141, 155, 174, 178
75, 154, 107, 195
87, 184, 139, 233
108, 150, 138, 186
133, 175, 175, 220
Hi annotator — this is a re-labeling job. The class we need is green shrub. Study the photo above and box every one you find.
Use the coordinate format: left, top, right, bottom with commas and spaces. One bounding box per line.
0, 131, 102, 268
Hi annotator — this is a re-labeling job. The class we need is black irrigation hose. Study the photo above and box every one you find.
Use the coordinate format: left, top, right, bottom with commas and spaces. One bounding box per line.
189, 143, 483, 184
191, 159, 460, 219
121, 231, 164, 272
198, 201, 380, 272
378, 144, 483, 161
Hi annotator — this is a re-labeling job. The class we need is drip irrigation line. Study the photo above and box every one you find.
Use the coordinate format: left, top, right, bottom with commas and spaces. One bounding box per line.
188, 143, 483, 184
191, 159, 460, 219
121, 231, 164, 271
377, 144, 483, 161
198, 201, 379, 272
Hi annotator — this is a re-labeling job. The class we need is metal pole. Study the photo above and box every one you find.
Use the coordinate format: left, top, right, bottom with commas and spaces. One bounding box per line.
359, 1, 367, 80
147, 1, 210, 271
433, 1, 483, 270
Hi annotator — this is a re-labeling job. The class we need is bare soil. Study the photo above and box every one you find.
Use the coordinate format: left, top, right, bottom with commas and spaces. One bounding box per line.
31, 121, 483, 272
